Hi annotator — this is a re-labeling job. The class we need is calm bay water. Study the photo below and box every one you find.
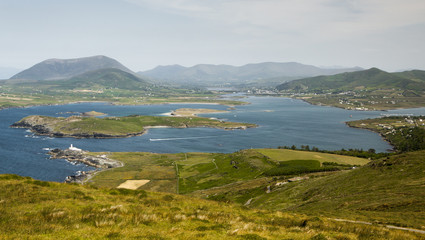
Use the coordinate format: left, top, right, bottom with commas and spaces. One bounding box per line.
1, 96, 425, 182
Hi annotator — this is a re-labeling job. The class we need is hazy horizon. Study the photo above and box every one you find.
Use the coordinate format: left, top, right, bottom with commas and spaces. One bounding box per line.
1, 0, 425, 73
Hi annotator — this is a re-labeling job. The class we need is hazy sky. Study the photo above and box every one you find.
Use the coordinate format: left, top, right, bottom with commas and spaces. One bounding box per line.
1, 0, 425, 72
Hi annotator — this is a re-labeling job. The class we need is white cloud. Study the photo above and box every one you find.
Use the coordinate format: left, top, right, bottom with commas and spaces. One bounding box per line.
123, 0, 425, 39
1, 0, 424, 70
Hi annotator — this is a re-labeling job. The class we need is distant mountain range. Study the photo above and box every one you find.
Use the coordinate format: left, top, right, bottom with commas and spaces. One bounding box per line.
10, 55, 133, 80
277, 68, 425, 92
138, 62, 363, 86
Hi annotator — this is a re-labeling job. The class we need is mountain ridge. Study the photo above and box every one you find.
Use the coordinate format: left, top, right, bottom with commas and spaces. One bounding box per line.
138, 62, 363, 86
277, 67, 425, 91
10, 55, 134, 80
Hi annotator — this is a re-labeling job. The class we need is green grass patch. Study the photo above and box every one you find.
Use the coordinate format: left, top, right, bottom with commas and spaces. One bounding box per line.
255, 149, 369, 165
262, 160, 340, 176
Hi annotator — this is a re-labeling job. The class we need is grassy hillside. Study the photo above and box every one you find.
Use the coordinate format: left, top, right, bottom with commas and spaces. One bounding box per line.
51, 68, 150, 90
94, 148, 425, 232
277, 68, 425, 110
1, 174, 421, 239
277, 68, 425, 92
247, 151, 425, 230
395, 70, 425, 84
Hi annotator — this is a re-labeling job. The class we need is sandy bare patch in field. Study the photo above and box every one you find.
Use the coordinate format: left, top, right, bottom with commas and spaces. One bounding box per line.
71, 89, 104, 93
117, 180, 150, 190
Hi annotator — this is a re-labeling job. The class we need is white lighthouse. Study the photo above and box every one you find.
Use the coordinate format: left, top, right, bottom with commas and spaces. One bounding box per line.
68, 144, 82, 152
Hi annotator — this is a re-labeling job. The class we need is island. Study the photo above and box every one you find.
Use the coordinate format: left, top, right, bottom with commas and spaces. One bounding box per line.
169, 108, 228, 117
11, 113, 256, 138
81, 111, 105, 117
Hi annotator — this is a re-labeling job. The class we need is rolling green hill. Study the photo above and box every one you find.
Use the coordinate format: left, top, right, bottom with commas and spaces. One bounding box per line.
395, 69, 425, 82
49, 68, 150, 90
277, 68, 425, 92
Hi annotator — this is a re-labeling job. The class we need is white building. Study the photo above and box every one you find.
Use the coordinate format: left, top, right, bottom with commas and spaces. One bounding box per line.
69, 144, 82, 152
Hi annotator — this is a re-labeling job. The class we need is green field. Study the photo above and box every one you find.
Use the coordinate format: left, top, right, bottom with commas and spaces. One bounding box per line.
88, 149, 368, 196
255, 148, 370, 165
89, 150, 274, 194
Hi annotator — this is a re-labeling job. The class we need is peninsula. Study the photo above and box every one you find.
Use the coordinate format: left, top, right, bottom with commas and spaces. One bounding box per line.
11, 114, 256, 138
347, 116, 425, 152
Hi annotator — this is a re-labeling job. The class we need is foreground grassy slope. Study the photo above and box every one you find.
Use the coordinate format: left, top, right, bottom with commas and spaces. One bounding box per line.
0, 174, 421, 239
248, 151, 425, 229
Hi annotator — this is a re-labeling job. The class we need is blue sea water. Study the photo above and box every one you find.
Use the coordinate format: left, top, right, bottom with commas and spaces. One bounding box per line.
1, 96, 424, 182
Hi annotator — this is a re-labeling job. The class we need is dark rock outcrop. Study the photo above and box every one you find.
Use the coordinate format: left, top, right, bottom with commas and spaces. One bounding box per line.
49, 148, 123, 184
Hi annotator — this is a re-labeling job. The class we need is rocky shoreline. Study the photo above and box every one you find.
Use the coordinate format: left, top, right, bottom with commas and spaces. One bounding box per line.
49, 148, 122, 183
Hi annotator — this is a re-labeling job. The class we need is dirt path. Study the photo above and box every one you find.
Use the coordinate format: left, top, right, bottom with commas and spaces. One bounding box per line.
332, 218, 425, 235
